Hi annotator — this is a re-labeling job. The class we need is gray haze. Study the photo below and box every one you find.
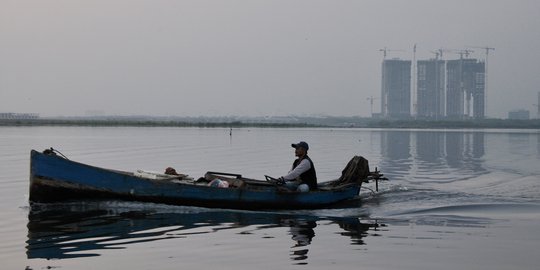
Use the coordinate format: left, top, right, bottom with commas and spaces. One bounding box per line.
1, 0, 539, 118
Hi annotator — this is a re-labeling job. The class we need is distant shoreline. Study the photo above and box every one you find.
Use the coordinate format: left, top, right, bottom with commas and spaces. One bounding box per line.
1, 118, 540, 129
0, 119, 317, 128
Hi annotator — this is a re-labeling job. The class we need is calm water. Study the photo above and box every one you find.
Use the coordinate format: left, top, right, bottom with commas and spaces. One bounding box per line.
1, 127, 539, 269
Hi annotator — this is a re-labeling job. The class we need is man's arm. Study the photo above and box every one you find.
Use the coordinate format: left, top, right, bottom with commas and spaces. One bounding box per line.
281, 159, 311, 181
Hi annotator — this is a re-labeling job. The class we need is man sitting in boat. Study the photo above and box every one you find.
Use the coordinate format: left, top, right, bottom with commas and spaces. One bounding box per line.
278, 141, 317, 192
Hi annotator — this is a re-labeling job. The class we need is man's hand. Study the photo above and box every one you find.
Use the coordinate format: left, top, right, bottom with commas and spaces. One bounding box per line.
277, 177, 286, 185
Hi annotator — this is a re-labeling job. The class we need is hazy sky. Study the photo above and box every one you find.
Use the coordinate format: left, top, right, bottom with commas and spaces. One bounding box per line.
1, 0, 539, 118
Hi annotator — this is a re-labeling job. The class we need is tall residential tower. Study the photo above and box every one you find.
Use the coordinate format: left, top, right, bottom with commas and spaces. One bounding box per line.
381, 59, 411, 119
417, 59, 445, 119
446, 59, 485, 119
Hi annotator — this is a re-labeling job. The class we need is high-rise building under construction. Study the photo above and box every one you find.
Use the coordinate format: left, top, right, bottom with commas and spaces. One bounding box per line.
381, 59, 411, 119
537, 92, 540, 119
446, 59, 485, 119
380, 55, 485, 119
417, 59, 445, 119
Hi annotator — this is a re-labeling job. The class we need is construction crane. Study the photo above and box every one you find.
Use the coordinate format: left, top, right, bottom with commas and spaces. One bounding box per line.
449, 49, 474, 59
379, 47, 405, 59
463, 49, 474, 58
469, 46, 495, 59
430, 48, 454, 60
430, 50, 441, 60
437, 48, 446, 59
366, 96, 379, 117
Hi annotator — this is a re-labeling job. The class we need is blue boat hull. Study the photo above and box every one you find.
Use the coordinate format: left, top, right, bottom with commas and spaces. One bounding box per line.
29, 150, 361, 210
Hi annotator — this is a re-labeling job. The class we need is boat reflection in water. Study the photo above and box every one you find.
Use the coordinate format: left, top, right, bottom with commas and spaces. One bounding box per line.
26, 201, 380, 264
281, 218, 317, 263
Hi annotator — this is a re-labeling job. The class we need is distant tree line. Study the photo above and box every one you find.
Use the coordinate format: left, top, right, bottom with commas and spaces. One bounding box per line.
1, 117, 539, 129
0, 118, 317, 128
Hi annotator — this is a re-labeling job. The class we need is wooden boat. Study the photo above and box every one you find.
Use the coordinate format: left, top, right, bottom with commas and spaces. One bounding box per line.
29, 148, 380, 210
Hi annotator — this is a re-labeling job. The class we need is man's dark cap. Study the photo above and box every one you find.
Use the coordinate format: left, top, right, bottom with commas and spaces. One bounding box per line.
291, 141, 309, 150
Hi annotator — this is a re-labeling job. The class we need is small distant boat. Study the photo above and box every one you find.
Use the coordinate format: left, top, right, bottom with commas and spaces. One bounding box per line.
29, 148, 383, 210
